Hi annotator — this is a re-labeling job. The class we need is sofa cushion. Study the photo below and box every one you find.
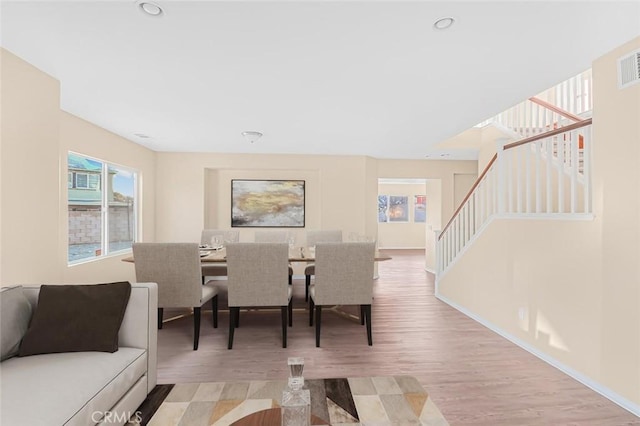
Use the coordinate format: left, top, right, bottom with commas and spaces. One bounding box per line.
0, 347, 147, 426
0, 286, 32, 361
19, 282, 131, 356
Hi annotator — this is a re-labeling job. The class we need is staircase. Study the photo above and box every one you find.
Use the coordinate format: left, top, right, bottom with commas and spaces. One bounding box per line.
437, 70, 593, 278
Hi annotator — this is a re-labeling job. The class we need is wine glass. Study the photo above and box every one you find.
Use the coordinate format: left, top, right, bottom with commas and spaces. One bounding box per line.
211, 235, 223, 250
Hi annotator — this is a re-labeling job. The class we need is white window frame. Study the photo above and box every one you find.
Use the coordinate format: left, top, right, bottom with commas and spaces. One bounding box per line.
67, 152, 139, 265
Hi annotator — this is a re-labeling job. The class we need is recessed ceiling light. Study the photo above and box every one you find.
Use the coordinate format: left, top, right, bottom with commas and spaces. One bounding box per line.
440, 153, 450, 157
433, 17, 455, 30
133, 133, 150, 139
137, 1, 163, 17
241, 131, 263, 143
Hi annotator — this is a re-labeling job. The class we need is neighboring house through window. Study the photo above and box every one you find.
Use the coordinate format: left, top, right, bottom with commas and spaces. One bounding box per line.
67, 152, 138, 264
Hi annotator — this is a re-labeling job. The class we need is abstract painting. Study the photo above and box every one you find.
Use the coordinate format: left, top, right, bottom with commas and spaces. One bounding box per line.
231, 180, 305, 227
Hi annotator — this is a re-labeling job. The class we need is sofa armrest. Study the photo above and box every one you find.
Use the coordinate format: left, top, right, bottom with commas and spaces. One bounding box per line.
119, 282, 157, 393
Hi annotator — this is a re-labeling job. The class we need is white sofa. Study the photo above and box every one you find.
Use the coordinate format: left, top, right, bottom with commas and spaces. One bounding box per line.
0, 282, 158, 426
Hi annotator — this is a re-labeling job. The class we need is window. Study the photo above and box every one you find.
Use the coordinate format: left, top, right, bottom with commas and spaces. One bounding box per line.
378, 194, 426, 223
378, 195, 409, 222
72, 172, 100, 190
67, 152, 138, 264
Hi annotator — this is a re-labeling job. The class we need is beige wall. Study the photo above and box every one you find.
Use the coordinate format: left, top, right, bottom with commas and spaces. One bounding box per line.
438, 37, 640, 408
453, 173, 477, 208
160, 153, 373, 245
477, 137, 497, 175
593, 37, 640, 404
0, 49, 156, 286
1, 49, 62, 284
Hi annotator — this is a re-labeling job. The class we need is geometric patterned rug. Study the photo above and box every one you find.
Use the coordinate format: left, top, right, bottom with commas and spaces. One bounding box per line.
143, 376, 448, 425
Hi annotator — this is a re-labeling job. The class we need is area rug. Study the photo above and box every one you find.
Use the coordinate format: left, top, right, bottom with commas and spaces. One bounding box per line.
135, 376, 448, 425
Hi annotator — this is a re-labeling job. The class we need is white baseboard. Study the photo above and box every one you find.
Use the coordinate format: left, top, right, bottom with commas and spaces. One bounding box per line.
435, 293, 640, 418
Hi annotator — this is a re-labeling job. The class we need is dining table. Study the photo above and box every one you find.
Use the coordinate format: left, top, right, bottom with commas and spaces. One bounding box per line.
121, 246, 392, 264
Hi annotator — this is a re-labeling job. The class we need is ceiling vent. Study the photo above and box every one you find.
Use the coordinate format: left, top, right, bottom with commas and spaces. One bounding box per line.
617, 48, 640, 89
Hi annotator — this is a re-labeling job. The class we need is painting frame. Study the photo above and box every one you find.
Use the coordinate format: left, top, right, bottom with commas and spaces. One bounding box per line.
231, 179, 306, 228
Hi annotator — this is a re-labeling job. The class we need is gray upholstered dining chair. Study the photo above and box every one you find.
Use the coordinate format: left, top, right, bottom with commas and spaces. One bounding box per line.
225, 243, 292, 349
132, 243, 219, 350
254, 230, 294, 284
200, 229, 239, 278
254, 230, 289, 243
309, 242, 375, 347
304, 230, 342, 301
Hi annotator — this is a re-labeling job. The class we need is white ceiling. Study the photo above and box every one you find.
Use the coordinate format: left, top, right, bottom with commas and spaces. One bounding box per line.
2, 1, 639, 160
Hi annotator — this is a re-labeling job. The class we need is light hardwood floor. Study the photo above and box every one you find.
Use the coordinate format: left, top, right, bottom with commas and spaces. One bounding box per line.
156, 250, 639, 425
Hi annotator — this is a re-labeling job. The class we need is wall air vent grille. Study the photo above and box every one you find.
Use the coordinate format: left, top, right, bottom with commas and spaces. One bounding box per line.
617, 49, 640, 89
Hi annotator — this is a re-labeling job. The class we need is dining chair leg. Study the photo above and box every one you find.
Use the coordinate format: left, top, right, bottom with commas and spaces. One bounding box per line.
305, 275, 311, 302
281, 306, 288, 348
309, 298, 315, 326
360, 305, 365, 325
315, 306, 322, 347
157, 308, 163, 330
228, 307, 237, 349
288, 299, 293, 327
211, 296, 218, 328
193, 307, 201, 350
364, 304, 372, 346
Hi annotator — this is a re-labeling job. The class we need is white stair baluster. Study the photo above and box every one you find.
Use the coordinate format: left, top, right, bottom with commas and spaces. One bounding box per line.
535, 140, 542, 213
546, 136, 553, 213
557, 134, 565, 213
525, 143, 531, 213
571, 129, 578, 213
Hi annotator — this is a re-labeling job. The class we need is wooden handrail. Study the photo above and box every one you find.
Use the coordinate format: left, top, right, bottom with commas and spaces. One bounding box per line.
438, 118, 593, 241
438, 154, 497, 240
504, 118, 592, 150
529, 96, 584, 123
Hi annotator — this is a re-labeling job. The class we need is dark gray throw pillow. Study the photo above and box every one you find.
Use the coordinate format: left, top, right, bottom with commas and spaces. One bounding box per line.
18, 282, 131, 356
